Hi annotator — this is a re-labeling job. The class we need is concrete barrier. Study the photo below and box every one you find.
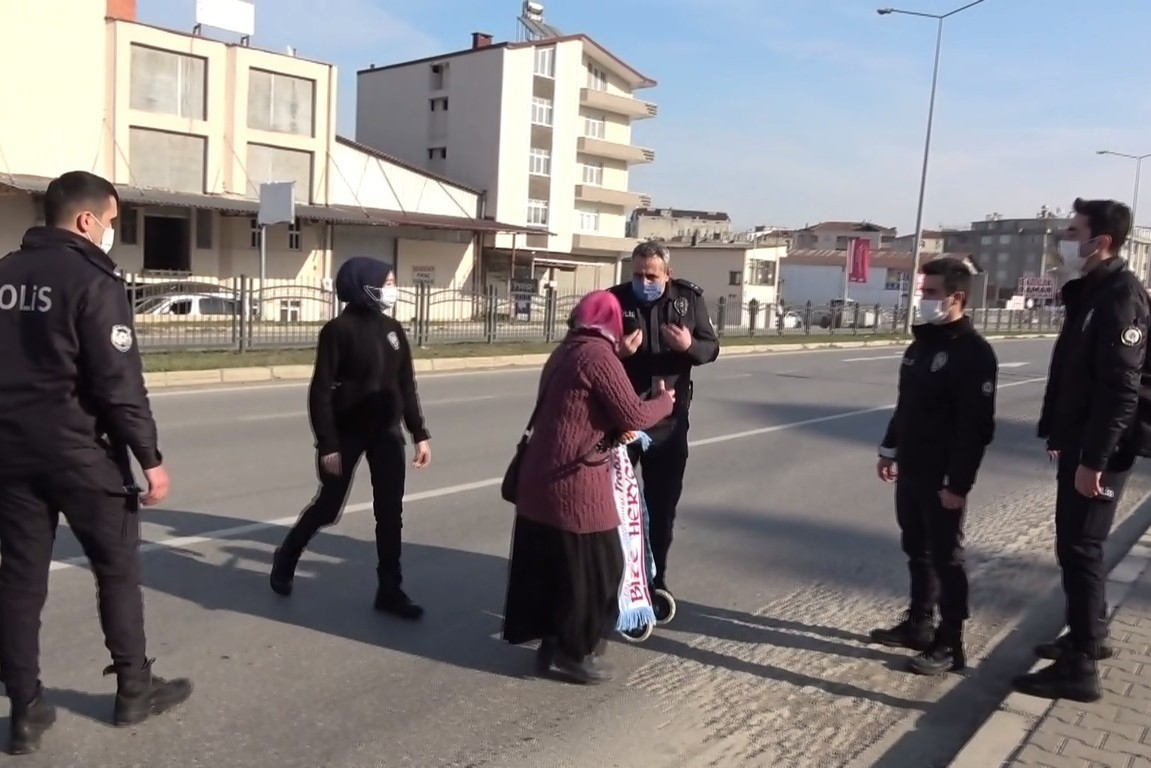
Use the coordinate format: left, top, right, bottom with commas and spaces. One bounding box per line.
143, 333, 1058, 391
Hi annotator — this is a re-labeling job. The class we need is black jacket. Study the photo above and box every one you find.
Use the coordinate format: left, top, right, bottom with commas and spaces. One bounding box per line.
1037, 258, 1150, 470
308, 305, 429, 455
0, 227, 161, 477
607, 278, 720, 431
879, 316, 998, 496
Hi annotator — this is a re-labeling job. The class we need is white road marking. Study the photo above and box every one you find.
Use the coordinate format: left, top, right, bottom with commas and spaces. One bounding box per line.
841, 354, 903, 362
47, 376, 1047, 574
999, 362, 1029, 368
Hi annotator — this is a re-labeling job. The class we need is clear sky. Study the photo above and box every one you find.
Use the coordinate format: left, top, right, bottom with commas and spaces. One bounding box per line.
140, 0, 1151, 234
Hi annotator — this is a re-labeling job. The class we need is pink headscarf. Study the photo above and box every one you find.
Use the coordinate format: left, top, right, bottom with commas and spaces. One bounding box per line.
568, 290, 624, 343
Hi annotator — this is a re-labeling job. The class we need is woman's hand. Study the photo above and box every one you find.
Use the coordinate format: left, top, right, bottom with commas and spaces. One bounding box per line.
619, 431, 638, 444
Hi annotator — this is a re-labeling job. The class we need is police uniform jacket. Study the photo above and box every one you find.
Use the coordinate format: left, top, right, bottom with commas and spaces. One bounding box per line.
0, 227, 161, 478
879, 315, 998, 496
1037, 258, 1151, 471
308, 305, 430, 456
607, 278, 719, 431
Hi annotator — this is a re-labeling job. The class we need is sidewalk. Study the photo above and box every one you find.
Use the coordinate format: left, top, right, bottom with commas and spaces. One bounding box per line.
952, 531, 1151, 767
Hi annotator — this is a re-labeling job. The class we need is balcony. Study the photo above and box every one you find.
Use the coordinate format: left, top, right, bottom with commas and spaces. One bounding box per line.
572, 233, 639, 255
574, 185, 644, 209
579, 88, 658, 120
576, 136, 655, 165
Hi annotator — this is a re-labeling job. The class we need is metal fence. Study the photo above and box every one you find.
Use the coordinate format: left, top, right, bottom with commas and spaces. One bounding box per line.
123, 274, 1065, 353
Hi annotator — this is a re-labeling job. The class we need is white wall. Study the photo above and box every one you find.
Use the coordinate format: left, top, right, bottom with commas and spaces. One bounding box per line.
328, 142, 478, 218
780, 263, 904, 307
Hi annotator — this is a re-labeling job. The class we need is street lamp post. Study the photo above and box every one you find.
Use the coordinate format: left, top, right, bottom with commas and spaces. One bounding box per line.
1096, 149, 1151, 281
878, 0, 987, 333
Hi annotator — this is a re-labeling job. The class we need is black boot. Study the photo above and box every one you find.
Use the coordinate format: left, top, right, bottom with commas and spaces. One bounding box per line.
908, 625, 966, 675
8, 686, 56, 755
104, 658, 194, 727
869, 611, 935, 651
552, 651, 612, 685
1012, 650, 1102, 703
1034, 633, 1114, 661
269, 546, 300, 597
374, 564, 423, 620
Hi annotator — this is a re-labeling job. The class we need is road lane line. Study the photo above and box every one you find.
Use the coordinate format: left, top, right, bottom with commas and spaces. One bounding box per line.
48, 376, 1046, 573
842, 354, 903, 362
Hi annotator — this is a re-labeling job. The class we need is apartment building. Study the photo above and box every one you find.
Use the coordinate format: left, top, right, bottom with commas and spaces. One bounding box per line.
629, 207, 732, 244
790, 221, 898, 252
355, 7, 657, 289
0, 0, 534, 313
889, 230, 945, 255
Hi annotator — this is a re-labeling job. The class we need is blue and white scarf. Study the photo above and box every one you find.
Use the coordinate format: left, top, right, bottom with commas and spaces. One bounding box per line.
611, 432, 657, 633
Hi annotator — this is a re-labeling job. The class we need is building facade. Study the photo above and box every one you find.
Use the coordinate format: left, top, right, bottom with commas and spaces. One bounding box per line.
790, 221, 897, 252
780, 249, 917, 308
666, 244, 783, 326
0, 0, 535, 323
629, 208, 732, 244
355, 21, 656, 288
889, 230, 945, 256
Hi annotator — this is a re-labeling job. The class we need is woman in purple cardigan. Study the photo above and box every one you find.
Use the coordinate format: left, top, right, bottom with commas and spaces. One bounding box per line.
502, 290, 675, 684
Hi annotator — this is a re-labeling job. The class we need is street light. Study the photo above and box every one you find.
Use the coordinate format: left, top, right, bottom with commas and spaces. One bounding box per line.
1096, 149, 1151, 281
879, 0, 987, 333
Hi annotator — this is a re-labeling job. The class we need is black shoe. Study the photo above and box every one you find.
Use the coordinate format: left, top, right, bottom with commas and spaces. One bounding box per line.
552, 652, 612, 685
374, 588, 424, 621
651, 579, 675, 623
269, 547, 296, 596
1034, 633, 1114, 661
104, 658, 193, 727
1012, 651, 1102, 703
870, 611, 934, 651
8, 687, 56, 755
908, 631, 966, 676
535, 638, 557, 675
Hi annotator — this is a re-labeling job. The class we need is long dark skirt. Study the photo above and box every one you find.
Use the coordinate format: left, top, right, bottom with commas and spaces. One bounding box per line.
502, 515, 624, 661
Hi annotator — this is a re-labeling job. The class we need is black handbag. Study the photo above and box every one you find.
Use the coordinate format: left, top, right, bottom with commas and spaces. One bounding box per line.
501, 375, 552, 504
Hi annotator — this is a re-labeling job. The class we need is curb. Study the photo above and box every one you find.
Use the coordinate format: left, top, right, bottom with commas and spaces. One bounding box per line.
947, 516, 1151, 767
141, 333, 1058, 390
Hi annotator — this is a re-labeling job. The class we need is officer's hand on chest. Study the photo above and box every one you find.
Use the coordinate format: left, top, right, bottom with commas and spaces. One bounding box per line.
660, 323, 692, 352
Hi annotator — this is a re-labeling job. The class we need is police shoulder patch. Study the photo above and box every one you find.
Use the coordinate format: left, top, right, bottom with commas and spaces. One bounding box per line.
1121, 325, 1145, 347
672, 277, 703, 295
981, 380, 994, 396
110, 324, 133, 353
386, 331, 400, 351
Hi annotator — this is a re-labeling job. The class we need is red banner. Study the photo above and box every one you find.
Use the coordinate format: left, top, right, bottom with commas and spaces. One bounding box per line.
848, 238, 870, 283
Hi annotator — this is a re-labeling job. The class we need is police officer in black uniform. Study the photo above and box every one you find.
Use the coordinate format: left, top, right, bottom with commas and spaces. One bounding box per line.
608, 240, 719, 620
0, 171, 192, 755
869, 256, 998, 676
1013, 198, 1150, 703
270, 256, 432, 620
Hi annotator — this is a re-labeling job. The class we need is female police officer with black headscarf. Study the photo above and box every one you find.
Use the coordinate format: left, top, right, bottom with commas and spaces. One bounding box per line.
269, 256, 431, 619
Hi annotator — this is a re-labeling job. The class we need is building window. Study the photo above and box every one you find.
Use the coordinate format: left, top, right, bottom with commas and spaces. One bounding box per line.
247, 69, 316, 137
246, 143, 313, 201
729, 270, 742, 286
577, 207, 599, 232
119, 207, 139, 245
288, 218, 302, 251
749, 259, 776, 285
128, 128, 207, 194
427, 147, 447, 160
998, 234, 1012, 245
527, 199, 549, 227
583, 115, 605, 139
587, 64, 608, 91
534, 47, 555, 77
429, 97, 448, 111
129, 44, 207, 120
528, 147, 551, 176
249, 218, 261, 248
430, 62, 447, 90
194, 209, 213, 250
531, 96, 553, 126
581, 161, 604, 186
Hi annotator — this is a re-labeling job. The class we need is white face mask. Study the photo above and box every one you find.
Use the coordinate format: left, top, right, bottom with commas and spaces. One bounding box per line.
86, 215, 115, 254
1059, 239, 1087, 273
915, 298, 949, 325
380, 285, 398, 308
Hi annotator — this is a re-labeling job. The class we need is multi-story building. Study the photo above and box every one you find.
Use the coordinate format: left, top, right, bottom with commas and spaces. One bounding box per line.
790, 221, 898, 251
889, 230, 946, 256
0, 0, 534, 316
942, 211, 1069, 302
355, 5, 657, 291
628, 207, 732, 244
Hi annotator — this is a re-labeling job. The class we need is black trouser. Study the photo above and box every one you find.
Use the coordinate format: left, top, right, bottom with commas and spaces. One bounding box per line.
1055, 449, 1129, 655
627, 419, 689, 587
281, 429, 407, 589
0, 458, 147, 707
895, 477, 969, 628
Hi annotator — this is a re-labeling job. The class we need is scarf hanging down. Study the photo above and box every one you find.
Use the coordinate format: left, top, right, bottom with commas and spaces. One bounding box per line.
611, 432, 657, 633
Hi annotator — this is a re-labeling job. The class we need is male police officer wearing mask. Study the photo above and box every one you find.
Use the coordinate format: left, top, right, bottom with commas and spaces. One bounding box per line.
1013, 198, 1151, 703
608, 240, 719, 621
0, 171, 192, 754
870, 256, 998, 677
271, 256, 432, 619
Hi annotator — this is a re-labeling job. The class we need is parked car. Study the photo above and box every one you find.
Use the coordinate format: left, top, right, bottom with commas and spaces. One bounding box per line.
134, 292, 245, 318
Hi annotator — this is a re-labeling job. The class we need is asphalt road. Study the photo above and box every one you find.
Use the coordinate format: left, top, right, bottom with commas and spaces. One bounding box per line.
17, 338, 1151, 768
